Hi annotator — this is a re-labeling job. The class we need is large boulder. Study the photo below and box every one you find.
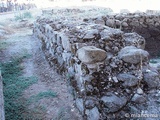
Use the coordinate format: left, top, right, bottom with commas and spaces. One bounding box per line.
118, 46, 149, 64
77, 46, 107, 64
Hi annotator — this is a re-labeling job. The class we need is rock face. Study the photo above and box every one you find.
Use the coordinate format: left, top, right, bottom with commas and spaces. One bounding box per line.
118, 46, 149, 64
77, 46, 107, 64
33, 12, 160, 119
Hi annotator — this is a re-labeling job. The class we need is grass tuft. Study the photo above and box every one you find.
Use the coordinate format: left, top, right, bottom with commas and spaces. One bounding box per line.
14, 11, 32, 21
0, 41, 10, 50
149, 59, 158, 64
28, 90, 57, 103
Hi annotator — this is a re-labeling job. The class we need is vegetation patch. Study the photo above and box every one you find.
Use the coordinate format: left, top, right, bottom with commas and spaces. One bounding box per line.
28, 90, 57, 103
0, 40, 10, 50
149, 59, 158, 64
0, 55, 38, 120
14, 11, 32, 21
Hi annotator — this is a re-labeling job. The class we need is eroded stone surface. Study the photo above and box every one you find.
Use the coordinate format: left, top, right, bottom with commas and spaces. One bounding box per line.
118, 46, 149, 64
117, 73, 139, 87
77, 46, 107, 64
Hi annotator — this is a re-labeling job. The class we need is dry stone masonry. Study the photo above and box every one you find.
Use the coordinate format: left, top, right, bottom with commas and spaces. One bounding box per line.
85, 11, 160, 57
33, 11, 160, 120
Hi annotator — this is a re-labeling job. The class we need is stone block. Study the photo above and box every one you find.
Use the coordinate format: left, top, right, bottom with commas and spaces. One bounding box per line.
77, 46, 107, 64
118, 46, 149, 64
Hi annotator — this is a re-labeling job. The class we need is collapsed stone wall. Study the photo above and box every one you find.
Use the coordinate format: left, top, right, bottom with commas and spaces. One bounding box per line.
85, 12, 160, 57
33, 17, 160, 120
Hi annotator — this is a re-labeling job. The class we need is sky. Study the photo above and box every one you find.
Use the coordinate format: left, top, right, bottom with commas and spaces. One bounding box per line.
33, 0, 160, 13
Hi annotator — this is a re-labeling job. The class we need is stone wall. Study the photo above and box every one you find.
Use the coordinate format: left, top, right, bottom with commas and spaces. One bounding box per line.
86, 12, 160, 57
33, 16, 160, 119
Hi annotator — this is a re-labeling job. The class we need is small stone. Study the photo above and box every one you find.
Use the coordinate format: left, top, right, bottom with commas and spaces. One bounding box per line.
137, 88, 143, 95
85, 99, 95, 109
121, 22, 128, 27
61, 34, 71, 51
125, 89, 131, 94
106, 19, 115, 28
115, 20, 121, 27
56, 46, 63, 54
75, 98, 84, 113
131, 94, 146, 104
95, 17, 105, 25
86, 85, 94, 93
83, 29, 99, 39
112, 76, 118, 83
85, 107, 100, 120
75, 43, 87, 50
157, 64, 160, 72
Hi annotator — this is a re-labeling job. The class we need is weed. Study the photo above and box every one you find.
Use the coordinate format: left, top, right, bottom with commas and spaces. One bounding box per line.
149, 59, 158, 64
14, 11, 32, 21
0, 56, 38, 120
23, 105, 46, 119
23, 11, 32, 18
28, 90, 57, 103
157, 51, 160, 58
53, 106, 73, 120
53, 107, 66, 120
0, 40, 10, 50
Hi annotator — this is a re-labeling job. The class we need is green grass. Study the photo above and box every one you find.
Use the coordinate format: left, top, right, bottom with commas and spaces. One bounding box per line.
14, 11, 32, 21
149, 59, 158, 64
53, 107, 67, 120
0, 40, 10, 50
28, 90, 57, 103
0, 55, 38, 120
157, 51, 160, 58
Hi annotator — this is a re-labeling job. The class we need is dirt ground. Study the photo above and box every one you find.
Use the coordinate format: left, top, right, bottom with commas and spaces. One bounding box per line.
0, 12, 82, 119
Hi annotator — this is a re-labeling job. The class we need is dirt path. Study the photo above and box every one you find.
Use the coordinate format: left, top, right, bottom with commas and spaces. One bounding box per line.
0, 21, 82, 119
